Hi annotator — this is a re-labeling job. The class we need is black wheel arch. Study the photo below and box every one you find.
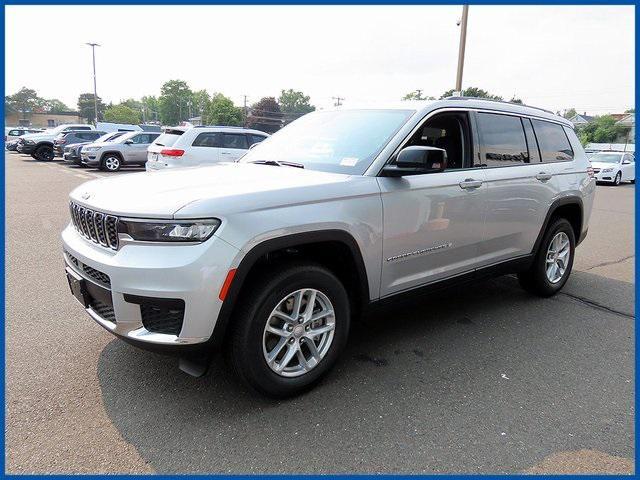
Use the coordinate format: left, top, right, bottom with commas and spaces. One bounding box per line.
34, 141, 53, 150
532, 196, 584, 254
210, 229, 370, 351
99, 151, 124, 165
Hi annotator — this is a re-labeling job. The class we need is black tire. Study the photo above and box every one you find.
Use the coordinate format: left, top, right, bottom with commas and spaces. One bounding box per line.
227, 262, 350, 398
614, 171, 622, 185
101, 153, 122, 172
518, 218, 575, 297
34, 144, 54, 162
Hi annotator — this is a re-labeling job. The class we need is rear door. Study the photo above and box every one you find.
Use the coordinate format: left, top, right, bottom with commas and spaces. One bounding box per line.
476, 112, 562, 264
219, 133, 249, 161
188, 131, 222, 166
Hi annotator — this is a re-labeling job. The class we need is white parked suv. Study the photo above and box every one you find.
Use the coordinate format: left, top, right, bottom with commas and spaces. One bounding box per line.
62, 98, 595, 397
146, 126, 269, 170
589, 151, 635, 185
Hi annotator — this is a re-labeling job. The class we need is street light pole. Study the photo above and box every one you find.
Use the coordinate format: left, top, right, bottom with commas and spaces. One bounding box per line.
86, 43, 100, 125
455, 5, 469, 95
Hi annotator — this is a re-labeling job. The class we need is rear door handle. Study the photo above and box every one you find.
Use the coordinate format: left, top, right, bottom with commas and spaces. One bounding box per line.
536, 172, 553, 182
459, 178, 483, 190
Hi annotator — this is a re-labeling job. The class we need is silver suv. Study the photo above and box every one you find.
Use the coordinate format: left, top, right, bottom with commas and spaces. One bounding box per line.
62, 98, 595, 397
80, 131, 160, 171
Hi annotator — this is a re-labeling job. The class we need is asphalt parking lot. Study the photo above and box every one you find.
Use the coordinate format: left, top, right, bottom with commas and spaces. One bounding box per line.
5, 152, 635, 473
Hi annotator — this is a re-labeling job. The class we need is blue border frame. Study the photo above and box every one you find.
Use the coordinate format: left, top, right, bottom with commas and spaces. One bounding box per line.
1, 1, 636, 477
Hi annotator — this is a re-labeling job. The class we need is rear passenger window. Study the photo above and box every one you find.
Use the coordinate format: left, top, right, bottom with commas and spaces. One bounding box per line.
193, 132, 222, 148
531, 120, 574, 163
223, 134, 248, 149
248, 134, 267, 146
476, 113, 528, 166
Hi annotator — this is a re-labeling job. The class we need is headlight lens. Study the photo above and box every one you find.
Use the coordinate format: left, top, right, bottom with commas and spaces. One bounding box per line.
602, 168, 614, 172
85, 146, 100, 152
24, 140, 35, 145
118, 219, 221, 242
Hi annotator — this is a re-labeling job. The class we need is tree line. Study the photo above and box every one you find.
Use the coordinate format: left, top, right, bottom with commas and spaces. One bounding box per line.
5, 81, 316, 133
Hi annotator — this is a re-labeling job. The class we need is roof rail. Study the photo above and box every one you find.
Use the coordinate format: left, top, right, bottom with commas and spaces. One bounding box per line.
444, 96, 556, 115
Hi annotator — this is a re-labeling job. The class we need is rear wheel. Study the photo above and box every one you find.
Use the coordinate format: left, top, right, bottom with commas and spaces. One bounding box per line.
227, 263, 350, 398
34, 145, 54, 161
518, 218, 575, 297
101, 154, 122, 172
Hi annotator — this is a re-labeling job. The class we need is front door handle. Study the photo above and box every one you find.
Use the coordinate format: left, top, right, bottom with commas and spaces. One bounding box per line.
536, 172, 553, 182
459, 178, 483, 190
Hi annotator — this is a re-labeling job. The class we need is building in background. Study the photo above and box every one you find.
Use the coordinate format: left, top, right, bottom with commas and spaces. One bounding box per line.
5, 111, 84, 128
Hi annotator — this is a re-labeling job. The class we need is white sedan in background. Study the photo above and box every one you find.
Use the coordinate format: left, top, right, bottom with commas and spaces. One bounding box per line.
590, 151, 635, 185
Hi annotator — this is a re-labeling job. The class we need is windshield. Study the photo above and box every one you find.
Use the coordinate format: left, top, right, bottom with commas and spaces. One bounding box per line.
240, 109, 414, 175
592, 153, 623, 163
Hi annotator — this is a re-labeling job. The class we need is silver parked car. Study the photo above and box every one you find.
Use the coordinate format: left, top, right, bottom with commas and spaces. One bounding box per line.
80, 131, 160, 171
63, 98, 595, 397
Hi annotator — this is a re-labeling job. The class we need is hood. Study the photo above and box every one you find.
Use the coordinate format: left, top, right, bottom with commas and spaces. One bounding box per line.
590, 161, 619, 169
83, 141, 117, 149
70, 162, 376, 219
21, 132, 55, 141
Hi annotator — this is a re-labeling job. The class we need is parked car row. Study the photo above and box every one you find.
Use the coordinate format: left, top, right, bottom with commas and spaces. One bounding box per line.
6, 122, 270, 172
588, 151, 635, 185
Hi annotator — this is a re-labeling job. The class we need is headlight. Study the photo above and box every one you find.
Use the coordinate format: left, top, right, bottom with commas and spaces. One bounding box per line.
602, 168, 614, 173
24, 140, 35, 145
118, 219, 221, 242
85, 146, 100, 152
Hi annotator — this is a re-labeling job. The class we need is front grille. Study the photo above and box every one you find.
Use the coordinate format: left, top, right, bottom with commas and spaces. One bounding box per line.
69, 201, 119, 250
140, 303, 185, 336
65, 250, 111, 287
90, 299, 116, 323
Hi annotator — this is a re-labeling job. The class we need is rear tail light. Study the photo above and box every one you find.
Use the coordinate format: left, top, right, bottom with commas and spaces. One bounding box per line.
160, 149, 185, 157
587, 164, 594, 178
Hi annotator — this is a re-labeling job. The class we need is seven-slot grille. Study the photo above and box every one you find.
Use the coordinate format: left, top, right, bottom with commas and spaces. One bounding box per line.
69, 202, 118, 250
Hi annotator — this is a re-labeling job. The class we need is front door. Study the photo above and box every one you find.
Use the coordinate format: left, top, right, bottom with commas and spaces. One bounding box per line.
378, 111, 487, 297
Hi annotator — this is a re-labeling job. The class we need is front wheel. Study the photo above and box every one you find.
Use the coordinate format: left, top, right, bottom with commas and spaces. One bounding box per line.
101, 154, 122, 172
518, 218, 575, 297
614, 171, 622, 185
228, 263, 350, 398
34, 145, 54, 161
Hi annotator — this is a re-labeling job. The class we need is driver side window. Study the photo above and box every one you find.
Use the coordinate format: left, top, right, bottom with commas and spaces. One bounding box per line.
403, 111, 473, 170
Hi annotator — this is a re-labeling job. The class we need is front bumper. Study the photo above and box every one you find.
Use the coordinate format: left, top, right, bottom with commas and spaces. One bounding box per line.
81, 152, 100, 166
17, 143, 34, 154
593, 169, 617, 182
63, 152, 82, 164
62, 224, 240, 348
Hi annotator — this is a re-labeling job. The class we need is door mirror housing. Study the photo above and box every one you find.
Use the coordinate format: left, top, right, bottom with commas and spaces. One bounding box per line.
124, 139, 134, 145
382, 146, 447, 177
622, 159, 631, 165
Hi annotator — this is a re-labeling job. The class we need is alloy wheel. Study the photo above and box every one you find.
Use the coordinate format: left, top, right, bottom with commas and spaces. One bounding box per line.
104, 156, 120, 171
545, 231, 570, 284
262, 288, 336, 378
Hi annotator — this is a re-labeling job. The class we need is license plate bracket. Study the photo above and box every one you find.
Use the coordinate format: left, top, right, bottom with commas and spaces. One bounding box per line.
66, 268, 90, 308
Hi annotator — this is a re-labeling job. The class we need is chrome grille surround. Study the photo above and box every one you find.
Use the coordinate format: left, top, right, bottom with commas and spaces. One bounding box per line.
69, 202, 119, 250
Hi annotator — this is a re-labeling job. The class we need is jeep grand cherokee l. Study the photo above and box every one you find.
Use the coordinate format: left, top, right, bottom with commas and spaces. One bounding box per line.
62, 98, 595, 397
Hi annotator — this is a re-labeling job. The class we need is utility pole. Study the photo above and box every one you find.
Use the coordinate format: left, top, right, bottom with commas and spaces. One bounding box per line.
86, 43, 100, 125
332, 96, 344, 107
455, 5, 469, 95
243, 95, 248, 127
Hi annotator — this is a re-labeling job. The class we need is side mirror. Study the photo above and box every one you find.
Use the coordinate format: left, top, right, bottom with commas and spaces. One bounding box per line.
124, 139, 133, 145
382, 146, 447, 177
623, 159, 631, 165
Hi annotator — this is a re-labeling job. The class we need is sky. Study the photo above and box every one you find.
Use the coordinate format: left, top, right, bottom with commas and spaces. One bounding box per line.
5, 5, 635, 115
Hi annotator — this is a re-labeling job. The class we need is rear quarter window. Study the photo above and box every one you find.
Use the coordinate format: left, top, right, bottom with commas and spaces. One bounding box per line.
531, 120, 574, 163
153, 131, 183, 147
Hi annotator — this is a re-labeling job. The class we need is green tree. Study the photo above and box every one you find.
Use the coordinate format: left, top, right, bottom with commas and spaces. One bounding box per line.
141, 95, 160, 123
43, 98, 70, 113
278, 89, 315, 114
192, 90, 211, 120
158, 80, 193, 125
440, 87, 503, 101
77, 93, 106, 122
577, 115, 627, 146
563, 108, 577, 119
509, 97, 523, 105
5, 87, 44, 118
103, 104, 142, 124
625, 108, 635, 113
119, 98, 143, 111
204, 93, 243, 126
401, 90, 435, 101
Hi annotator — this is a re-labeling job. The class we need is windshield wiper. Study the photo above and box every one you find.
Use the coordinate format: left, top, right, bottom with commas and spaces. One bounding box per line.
249, 160, 304, 169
